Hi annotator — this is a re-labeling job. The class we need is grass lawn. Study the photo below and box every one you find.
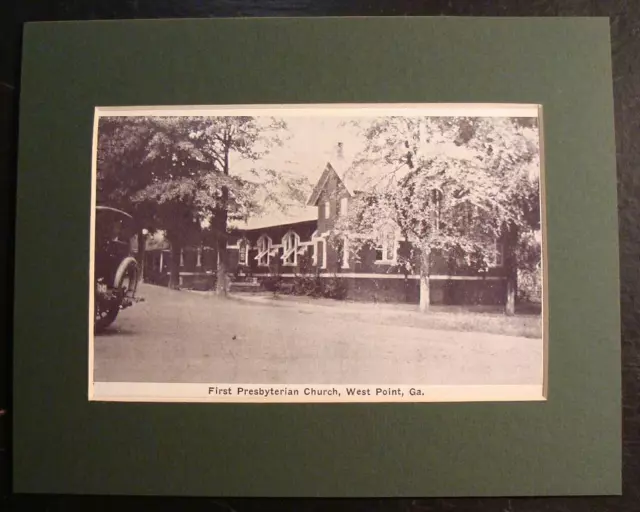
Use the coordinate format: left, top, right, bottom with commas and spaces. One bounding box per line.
229, 292, 543, 339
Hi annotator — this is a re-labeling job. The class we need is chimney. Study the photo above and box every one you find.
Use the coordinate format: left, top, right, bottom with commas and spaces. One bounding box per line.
336, 142, 344, 160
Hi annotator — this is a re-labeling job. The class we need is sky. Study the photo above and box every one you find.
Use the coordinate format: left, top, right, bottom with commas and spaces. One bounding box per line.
229, 116, 369, 229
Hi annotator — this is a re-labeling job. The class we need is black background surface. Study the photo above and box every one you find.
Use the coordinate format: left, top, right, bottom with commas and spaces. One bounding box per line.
0, 1, 636, 511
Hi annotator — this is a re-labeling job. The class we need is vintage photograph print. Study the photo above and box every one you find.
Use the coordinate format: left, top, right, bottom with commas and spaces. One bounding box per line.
89, 104, 546, 403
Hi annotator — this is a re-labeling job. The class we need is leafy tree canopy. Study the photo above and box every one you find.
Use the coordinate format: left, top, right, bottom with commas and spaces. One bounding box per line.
333, 116, 541, 272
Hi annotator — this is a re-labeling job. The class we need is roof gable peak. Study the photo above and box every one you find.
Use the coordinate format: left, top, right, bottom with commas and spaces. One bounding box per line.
305, 161, 353, 206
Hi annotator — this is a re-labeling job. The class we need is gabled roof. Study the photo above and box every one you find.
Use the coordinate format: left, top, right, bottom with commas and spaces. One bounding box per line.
306, 162, 338, 206
232, 210, 318, 231
306, 159, 406, 206
306, 161, 357, 206
228, 208, 317, 232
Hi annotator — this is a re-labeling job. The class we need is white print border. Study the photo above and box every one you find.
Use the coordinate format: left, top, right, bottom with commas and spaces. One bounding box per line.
92, 382, 545, 403
88, 109, 100, 389
88, 102, 547, 403
94, 103, 540, 119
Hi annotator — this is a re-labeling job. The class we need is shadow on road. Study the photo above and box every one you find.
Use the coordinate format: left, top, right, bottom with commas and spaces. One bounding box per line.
95, 327, 139, 338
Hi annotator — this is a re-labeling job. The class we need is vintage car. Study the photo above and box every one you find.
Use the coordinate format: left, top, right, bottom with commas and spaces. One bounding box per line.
93, 205, 141, 332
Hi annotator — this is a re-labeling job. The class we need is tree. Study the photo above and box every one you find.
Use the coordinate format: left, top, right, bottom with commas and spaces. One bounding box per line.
333, 116, 540, 314
125, 117, 207, 288
96, 116, 160, 282
459, 116, 541, 314
186, 116, 294, 296
97, 115, 302, 293
97, 116, 220, 288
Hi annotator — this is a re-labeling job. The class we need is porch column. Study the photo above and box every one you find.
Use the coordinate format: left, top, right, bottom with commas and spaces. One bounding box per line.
342, 237, 350, 269
180, 249, 184, 267
322, 239, 327, 269
196, 247, 202, 268
159, 251, 164, 273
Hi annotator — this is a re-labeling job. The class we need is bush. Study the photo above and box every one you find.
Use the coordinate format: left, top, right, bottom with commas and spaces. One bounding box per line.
292, 272, 323, 297
261, 274, 283, 293
322, 275, 348, 300
288, 272, 348, 300
517, 265, 542, 303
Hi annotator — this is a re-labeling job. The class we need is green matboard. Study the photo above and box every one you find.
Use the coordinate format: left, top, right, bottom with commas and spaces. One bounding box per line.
13, 17, 620, 497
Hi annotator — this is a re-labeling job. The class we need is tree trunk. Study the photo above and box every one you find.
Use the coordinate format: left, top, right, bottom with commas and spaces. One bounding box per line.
137, 229, 146, 283
169, 241, 182, 290
505, 278, 516, 316
419, 248, 431, 313
215, 142, 231, 297
210, 244, 218, 275
504, 223, 519, 316
216, 234, 229, 297
403, 274, 410, 304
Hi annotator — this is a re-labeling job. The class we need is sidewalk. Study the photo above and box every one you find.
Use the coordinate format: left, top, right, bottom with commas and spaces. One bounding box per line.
227, 290, 517, 316
183, 284, 540, 316
225, 291, 542, 340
